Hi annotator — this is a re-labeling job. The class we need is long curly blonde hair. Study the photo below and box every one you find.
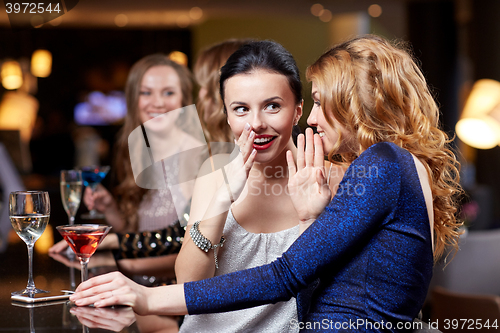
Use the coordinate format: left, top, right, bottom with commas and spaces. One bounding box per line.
306, 35, 463, 261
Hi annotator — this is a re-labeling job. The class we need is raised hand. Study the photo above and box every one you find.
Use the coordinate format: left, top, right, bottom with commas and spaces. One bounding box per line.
222, 122, 257, 203
286, 128, 331, 232
83, 184, 114, 212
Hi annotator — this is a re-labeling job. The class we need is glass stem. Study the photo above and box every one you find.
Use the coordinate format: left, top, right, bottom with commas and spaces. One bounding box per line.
29, 307, 35, 333
27, 244, 35, 291
89, 184, 98, 216
81, 258, 89, 283
69, 215, 75, 225
70, 267, 76, 290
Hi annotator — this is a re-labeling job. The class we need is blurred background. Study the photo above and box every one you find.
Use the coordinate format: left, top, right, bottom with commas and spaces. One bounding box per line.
1, 0, 500, 328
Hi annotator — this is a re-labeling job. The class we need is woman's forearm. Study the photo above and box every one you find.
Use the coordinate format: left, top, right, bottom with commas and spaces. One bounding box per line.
182, 147, 400, 315
175, 183, 232, 283
70, 272, 188, 316
146, 284, 187, 316
117, 254, 177, 279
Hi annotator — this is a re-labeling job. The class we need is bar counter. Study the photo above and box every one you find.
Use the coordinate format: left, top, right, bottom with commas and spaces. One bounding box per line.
0, 236, 144, 332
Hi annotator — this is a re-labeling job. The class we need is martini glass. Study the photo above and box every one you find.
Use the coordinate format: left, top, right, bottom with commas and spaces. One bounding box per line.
56, 224, 112, 283
80, 165, 110, 220
9, 191, 50, 296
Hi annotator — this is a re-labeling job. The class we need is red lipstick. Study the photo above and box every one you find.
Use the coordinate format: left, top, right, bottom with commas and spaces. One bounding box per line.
252, 135, 276, 151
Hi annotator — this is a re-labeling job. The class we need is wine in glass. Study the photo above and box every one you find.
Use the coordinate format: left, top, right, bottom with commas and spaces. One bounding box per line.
60, 170, 83, 225
9, 191, 50, 296
80, 165, 110, 220
56, 224, 112, 282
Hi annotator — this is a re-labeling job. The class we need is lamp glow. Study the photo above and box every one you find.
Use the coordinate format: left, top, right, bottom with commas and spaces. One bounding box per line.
319, 9, 332, 22
31, 50, 52, 78
461, 79, 500, 118
1, 61, 23, 90
368, 4, 383, 18
115, 14, 128, 27
0, 91, 39, 141
456, 117, 500, 149
189, 7, 203, 20
456, 79, 500, 149
311, 4, 324, 16
169, 51, 188, 66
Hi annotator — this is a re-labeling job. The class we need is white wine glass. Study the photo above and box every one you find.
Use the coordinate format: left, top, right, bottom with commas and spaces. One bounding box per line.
9, 191, 50, 296
60, 170, 83, 289
60, 170, 83, 225
80, 165, 110, 220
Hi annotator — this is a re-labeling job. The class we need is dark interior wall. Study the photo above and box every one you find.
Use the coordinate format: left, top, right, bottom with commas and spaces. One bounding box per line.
470, 0, 500, 225
406, 1, 500, 228
407, 0, 459, 136
0, 28, 191, 121
408, 0, 500, 227
0, 28, 191, 175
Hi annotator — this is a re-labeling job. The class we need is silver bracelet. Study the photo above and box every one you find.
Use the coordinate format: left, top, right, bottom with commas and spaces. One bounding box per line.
190, 220, 225, 269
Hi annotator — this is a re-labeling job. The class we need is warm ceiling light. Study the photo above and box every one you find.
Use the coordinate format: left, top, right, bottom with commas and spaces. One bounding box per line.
368, 4, 383, 18
115, 14, 128, 27
456, 79, 500, 149
177, 15, 190, 28
0, 91, 39, 142
1, 60, 23, 90
31, 49, 52, 78
319, 9, 332, 22
189, 7, 203, 20
169, 51, 188, 66
311, 4, 324, 17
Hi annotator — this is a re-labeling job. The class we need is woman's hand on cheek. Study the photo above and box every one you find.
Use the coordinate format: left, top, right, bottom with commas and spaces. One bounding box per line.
70, 272, 151, 315
224, 123, 257, 201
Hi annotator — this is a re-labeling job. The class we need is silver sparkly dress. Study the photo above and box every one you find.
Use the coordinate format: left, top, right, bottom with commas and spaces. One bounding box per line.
179, 210, 300, 333
136, 152, 190, 232
136, 188, 180, 232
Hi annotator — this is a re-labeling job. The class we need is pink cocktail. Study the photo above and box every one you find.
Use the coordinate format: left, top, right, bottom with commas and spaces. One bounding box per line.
56, 224, 112, 282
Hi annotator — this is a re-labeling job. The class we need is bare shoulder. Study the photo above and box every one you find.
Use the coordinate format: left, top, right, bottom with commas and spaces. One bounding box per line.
196, 153, 231, 178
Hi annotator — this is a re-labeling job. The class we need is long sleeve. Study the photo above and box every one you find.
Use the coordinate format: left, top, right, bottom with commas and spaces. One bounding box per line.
185, 142, 403, 315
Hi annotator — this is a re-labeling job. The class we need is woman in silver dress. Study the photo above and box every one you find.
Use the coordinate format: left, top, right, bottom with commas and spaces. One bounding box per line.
175, 40, 343, 333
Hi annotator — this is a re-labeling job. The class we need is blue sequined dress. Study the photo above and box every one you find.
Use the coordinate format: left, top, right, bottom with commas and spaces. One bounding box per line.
184, 142, 434, 332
